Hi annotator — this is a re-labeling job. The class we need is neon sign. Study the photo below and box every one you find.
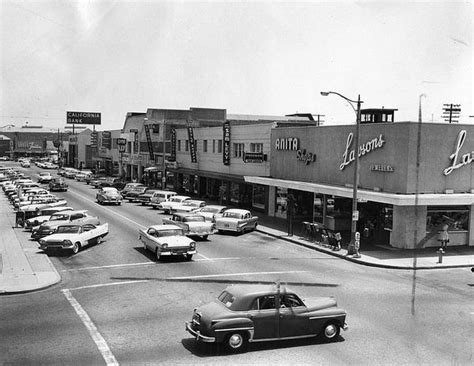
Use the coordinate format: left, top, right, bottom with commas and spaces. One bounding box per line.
340, 133, 385, 170
443, 130, 474, 175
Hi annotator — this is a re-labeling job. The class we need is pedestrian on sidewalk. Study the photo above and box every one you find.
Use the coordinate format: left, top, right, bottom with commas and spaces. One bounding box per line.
438, 223, 449, 249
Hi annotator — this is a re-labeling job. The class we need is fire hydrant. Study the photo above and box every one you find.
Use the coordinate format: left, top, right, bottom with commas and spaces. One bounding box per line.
437, 248, 445, 264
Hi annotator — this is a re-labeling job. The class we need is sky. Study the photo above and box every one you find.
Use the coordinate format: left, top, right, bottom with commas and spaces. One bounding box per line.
0, 0, 472, 131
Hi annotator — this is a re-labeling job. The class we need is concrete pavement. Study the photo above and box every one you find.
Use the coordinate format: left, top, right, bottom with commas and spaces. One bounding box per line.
1, 198, 473, 295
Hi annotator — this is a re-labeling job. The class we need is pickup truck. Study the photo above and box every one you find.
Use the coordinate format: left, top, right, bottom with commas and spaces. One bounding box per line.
162, 212, 216, 240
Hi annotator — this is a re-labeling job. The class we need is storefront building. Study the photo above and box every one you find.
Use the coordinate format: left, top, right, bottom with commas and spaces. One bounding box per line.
245, 120, 474, 249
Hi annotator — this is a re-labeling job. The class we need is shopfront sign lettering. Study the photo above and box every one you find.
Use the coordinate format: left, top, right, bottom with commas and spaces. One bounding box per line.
340, 133, 385, 170
275, 137, 299, 150
370, 164, 394, 172
443, 130, 474, 175
296, 149, 316, 165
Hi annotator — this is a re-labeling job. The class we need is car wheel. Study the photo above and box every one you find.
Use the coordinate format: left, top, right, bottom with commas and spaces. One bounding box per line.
185, 254, 193, 261
156, 250, 161, 261
224, 332, 247, 353
96, 236, 103, 244
202, 235, 208, 240
72, 242, 81, 254
320, 322, 340, 342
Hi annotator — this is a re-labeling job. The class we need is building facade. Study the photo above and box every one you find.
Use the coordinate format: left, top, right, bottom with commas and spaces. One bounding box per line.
245, 121, 474, 249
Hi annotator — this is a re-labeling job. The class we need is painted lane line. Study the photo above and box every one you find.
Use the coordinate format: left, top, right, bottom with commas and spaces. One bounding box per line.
67, 280, 150, 291
197, 252, 211, 260
68, 190, 147, 229
62, 289, 119, 366
169, 270, 309, 280
60, 258, 242, 272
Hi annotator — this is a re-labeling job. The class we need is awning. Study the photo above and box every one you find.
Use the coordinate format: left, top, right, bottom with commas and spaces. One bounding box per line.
144, 166, 160, 172
244, 176, 474, 206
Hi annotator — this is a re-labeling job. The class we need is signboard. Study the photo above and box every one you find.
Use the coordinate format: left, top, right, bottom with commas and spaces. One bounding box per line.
117, 138, 127, 145
143, 124, 154, 160
101, 131, 111, 149
67, 111, 101, 125
243, 151, 265, 163
169, 129, 176, 162
187, 123, 197, 163
90, 131, 98, 148
223, 121, 231, 165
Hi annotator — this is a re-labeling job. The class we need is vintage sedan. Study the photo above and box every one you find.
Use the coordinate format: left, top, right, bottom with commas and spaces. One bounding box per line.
185, 284, 348, 353
194, 205, 228, 222
38, 223, 109, 254
31, 210, 100, 240
138, 224, 197, 261
49, 177, 68, 192
96, 187, 122, 205
162, 213, 216, 240
157, 195, 191, 214
136, 189, 161, 206
214, 209, 258, 234
170, 200, 206, 214
124, 186, 148, 202
24, 206, 74, 231
37, 172, 53, 183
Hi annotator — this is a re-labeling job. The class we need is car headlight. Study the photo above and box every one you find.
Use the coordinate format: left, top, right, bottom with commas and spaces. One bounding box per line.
39, 239, 45, 245
190, 242, 196, 250
63, 240, 72, 246
162, 243, 168, 249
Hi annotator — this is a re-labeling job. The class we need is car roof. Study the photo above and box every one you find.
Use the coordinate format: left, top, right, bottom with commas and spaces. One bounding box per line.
149, 224, 182, 230
51, 209, 87, 215
222, 284, 296, 311
172, 212, 203, 217
172, 195, 191, 199
224, 209, 250, 215
203, 205, 227, 209
184, 200, 205, 204
102, 187, 118, 191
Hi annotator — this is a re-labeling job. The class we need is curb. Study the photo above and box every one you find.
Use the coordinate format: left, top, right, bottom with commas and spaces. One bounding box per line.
256, 227, 473, 270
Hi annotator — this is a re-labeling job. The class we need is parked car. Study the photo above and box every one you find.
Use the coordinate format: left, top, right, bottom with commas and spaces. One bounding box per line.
121, 182, 146, 195
43, 162, 59, 169
37, 172, 53, 183
16, 195, 66, 210
38, 223, 109, 254
20, 160, 31, 168
156, 195, 191, 214
75, 170, 93, 182
49, 177, 68, 192
136, 189, 162, 206
24, 206, 74, 231
85, 173, 105, 185
96, 187, 122, 205
63, 168, 80, 179
149, 190, 178, 209
0, 156, 10, 161
90, 176, 111, 188
214, 209, 258, 234
169, 200, 206, 214
138, 224, 197, 261
194, 205, 228, 222
162, 212, 216, 240
124, 186, 148, 202
15, 201, 68, 227
185, 284, 348, 353
31, 210, 100, 240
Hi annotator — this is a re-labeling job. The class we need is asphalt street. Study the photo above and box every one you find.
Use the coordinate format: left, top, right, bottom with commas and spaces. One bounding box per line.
1, 167, 473, 365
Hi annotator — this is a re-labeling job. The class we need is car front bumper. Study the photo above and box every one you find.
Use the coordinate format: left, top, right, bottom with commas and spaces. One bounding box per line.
185, 322, 216, 342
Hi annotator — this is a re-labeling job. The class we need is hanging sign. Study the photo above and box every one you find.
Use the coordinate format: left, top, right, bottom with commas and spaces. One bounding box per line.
223, 121, 231, 165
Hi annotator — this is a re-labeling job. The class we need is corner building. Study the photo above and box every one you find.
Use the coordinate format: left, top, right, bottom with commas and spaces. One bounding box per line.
246, 121, 474, 249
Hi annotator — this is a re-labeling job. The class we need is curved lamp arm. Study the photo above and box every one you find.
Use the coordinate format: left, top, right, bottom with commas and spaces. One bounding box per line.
320, 91, 363, 115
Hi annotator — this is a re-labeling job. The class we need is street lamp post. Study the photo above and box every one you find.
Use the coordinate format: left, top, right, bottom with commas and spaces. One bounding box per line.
162, 121, 166, 189
321, 91, 363, 250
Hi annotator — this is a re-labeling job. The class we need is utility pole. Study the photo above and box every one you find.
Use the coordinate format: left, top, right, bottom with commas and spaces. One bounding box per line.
442, 104, 461, 123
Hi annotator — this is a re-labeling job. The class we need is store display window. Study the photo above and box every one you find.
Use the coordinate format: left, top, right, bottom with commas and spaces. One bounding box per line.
426, 206, 469, 232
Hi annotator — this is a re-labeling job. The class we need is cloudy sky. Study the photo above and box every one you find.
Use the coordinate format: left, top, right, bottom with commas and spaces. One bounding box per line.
1, 0, 472, 130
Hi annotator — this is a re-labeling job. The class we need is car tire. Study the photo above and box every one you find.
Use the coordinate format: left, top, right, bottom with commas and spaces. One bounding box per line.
156, 250, 161, 261
72, 242, 81, 254
320, 322, 340, 342
185, 254, 193, 261
96, 236, 103, 244
202, 235, 208, 240
224, 332, 247, 353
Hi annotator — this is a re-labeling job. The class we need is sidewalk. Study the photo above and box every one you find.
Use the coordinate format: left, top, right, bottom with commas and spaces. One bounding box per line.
1, 201, 473, 295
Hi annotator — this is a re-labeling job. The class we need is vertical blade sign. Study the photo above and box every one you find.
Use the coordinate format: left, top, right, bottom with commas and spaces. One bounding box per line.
144, 124, 154, 160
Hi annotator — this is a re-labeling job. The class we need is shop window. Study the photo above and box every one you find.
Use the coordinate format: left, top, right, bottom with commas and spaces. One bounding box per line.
203, 140, 208, 153
250, 143, 263, 153
185, 140, 189, 152
233, 143, 244, 158
230, 182, 240, 204
217, 140, 222, 153
275, 187, 287, 218
177, 140, 181, 152
426, 206, 469, 232
252, 185, 265, 209
212, 140, 216, 153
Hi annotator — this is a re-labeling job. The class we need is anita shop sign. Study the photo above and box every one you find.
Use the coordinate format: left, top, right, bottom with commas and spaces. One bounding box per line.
275, 138, 316, 165
444, 130, 474, 176
340, 133, 385, 170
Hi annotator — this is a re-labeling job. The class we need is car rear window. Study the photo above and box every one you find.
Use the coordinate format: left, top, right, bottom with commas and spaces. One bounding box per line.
217, 291, 235, 308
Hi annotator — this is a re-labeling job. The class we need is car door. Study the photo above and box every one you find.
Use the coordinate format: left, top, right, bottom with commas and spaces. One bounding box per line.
248, 295, 279, 340
278, 294, 312, 338
82, 224, 97, 244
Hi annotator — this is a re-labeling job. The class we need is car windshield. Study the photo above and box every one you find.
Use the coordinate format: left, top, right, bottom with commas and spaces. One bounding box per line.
183, 216, 205, 222
56, 225, 81, 234
49, 214, 70, 221
156, 229, 183, 237
103, 188, 118, 193
223, 212, 243, 219
217, 291, 235, 308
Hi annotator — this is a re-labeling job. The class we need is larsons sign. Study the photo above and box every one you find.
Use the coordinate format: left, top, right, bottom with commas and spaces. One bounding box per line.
444, 130, 474, 176
340, 133, 385, 170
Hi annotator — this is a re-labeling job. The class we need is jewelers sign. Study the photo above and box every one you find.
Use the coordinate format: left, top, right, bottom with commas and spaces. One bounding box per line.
67, 111, 101, 125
